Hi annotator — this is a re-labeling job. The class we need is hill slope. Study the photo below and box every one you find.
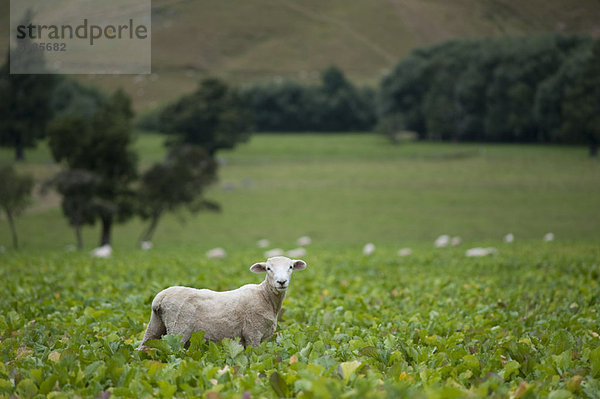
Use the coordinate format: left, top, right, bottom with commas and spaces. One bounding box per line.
2, 0, 600, 109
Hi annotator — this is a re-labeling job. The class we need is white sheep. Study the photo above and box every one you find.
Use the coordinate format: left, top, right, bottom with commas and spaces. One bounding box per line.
543, 232, 554, 242
504, 233, 514, 243
451, 236, 462, 247
397, 248, 412, 256
434, 235, 450, 248
206, 247, 226, 259
138, 256, 307, 349
91, 244, 112, 258
363, 243, 375, 255
465, 247, 497, 257
296, 236, 312, 246
264, 248, 284, 258
257, 239, 270, 248
140, 241, 153, 250
287, 247, 307, 258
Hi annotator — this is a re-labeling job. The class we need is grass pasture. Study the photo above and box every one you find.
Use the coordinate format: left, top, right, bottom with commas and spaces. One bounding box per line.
1, 134, 600, 397
1, 133, 599, 252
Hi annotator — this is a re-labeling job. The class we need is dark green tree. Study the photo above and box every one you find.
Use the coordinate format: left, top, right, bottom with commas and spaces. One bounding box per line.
561, 40, 600, 157
159, 78, 252, 155
0, 10, 56, 161
317, 66, 376, 132
0, 56, 56, 160
48, 89, 138, 246
137, 145, 219, 244
0, 165, 33, 249
43, 170, 100, 249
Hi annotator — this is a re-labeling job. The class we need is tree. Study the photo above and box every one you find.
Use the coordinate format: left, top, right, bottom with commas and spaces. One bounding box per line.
561, 40, 600, 157
48, 89, 138, 246
137, 145, 220, 244
159, 78, 252, 155
0, 11, 56, 161
43, 170, 100, 249
0, 165, 33, 249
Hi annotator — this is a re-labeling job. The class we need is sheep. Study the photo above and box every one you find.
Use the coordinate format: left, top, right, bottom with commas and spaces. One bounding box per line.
397, 248, 412, 256
434, 235, 450, 248
543, 232, 554, 242
451, 236, 462, 247
206, 247, 226, 259
264, 248, 284, 257
296, 236, 312, 246
138, 256, 307, 349
287, 247, 306, 258
363, 243, 375, 255
257, 239, 270, 248
140, 241, 153, 250
465, 247, 497, 257
504, 233, 514, 243
91, 244, 112, 258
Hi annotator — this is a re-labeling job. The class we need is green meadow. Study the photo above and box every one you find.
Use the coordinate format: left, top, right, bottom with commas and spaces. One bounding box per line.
1, 134, 600, 398
1, 133, 599, 252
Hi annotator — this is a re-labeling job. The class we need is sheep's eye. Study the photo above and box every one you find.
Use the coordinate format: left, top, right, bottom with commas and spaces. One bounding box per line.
289, 266, 292, 270
266, 267, 271, 271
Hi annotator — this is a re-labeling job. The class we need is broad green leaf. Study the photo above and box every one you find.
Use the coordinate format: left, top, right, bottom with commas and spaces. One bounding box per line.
503, 360, 520, 380
338, 360, 362, 383
590, 346, 600, 377
270, 371, 288, 398
16, 378, 38, 398
548, 389, 573, 399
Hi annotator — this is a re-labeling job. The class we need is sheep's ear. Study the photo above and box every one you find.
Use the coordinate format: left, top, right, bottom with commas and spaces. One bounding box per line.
250, 262, 268, 273
292, 260, 307, 270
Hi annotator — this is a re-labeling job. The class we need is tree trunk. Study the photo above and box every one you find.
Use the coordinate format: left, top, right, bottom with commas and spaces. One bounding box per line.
590, 142, 598, 158
75, 225, 83, 250
14, 132, 24, 162
5, 211, 18, 249
100, 215, 112, 246
140, 212, 161, 243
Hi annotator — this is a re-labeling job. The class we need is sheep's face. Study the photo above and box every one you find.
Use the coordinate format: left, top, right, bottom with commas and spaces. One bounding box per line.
250, 256, 307, 292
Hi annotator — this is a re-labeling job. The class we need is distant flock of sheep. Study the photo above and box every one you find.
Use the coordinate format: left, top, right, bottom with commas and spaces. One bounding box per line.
91, 232, 556, 259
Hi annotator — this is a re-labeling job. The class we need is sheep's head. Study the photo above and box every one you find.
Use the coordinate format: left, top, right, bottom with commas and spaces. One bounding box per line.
250, 256, 307, 292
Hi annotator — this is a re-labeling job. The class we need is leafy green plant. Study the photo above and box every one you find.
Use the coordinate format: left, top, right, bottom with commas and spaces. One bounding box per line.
1, 243, 598, 397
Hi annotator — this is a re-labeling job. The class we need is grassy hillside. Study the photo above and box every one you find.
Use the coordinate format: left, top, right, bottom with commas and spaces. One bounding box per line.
1, 134, 598, 252
3, 0, 600, 109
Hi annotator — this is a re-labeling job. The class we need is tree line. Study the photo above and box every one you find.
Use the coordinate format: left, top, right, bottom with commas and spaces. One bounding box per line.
378, 34, 600, 156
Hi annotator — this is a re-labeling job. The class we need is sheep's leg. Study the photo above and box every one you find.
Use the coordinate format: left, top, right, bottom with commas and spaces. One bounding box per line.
138, 309, 166, 350
179, 328, 194, 349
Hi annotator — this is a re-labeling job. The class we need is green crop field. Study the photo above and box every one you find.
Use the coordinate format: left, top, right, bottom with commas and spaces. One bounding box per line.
1, 244, 600, 398
1, 134, 600, 397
